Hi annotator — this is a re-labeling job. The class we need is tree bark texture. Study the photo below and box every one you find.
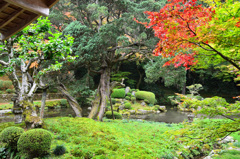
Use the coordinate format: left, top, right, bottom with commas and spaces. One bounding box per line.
40, 89, 47, 118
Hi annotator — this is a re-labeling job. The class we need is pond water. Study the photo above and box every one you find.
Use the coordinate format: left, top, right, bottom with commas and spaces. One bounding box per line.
0, 106, 191, 123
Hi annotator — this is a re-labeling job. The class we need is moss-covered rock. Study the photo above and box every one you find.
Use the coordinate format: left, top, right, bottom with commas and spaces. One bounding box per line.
135, 91, 155, 104
17, 129, 52, 158
105, 111, 122, 119
0, 126, 24, 150
111, 89, 125, 98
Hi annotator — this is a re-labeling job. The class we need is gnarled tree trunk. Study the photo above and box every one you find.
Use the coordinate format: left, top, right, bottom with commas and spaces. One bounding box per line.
89, 61, 111, 121
57, 82, 82, 117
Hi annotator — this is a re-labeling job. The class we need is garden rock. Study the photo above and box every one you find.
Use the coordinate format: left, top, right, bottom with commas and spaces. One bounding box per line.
119, 105, 125, 110
159, 106, 166, 112
141, 102, 146, 106
125, 87, 131, 95
218, 136, 234, 144
129, 110, 136, 114
131, 91, 135, 96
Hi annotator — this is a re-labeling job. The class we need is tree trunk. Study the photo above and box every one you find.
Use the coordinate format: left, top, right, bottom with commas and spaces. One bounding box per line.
97, 67, 111, 121
57, 83, 82, 117
88, 85, 101, 118
136, 67, 143, 89
40, 89, 47, 119
89, 66, 111, 121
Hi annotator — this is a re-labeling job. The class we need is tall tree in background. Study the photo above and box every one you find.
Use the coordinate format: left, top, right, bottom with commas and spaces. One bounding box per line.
57, 0, 166, 121
0, 18, 75, 128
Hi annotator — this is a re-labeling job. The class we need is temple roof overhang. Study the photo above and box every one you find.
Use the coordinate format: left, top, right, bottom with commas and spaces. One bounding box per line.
0, 0, 59, 40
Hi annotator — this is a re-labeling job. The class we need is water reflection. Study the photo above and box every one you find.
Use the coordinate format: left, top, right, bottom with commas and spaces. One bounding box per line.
0, 107, 192, 123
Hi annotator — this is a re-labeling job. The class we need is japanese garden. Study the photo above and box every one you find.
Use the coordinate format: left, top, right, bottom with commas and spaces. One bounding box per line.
0, 0, 240, 158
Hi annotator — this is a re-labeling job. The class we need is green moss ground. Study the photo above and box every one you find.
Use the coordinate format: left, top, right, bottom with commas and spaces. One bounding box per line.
44, 117, 183, 158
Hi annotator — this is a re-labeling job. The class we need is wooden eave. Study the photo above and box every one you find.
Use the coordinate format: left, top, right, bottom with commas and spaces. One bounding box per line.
0, 0, 59, 40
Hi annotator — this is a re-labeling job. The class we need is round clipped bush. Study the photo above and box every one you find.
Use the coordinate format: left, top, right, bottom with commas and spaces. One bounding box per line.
17, 129, 52, 158
53, 145, 66, 156
135, 91, 156, 104
124, 102, 132, 109
125, 96, 130, 100
111, 89, 125, 98
144, 99, 149, 104
0, 126, 24, 149
131, 97, 136, 103
105, 111, 122, 119
127, 93, 131, 97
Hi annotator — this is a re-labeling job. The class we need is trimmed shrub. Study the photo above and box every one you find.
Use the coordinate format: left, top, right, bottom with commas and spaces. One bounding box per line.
0, 91, 3, 94
125, 96, 130, 100
111, 89, 125, 98
131, 97, 136, 103
6, 89, 14, 94
0, 126, 24, 150
105, 111, 122, 119
53, 145, 66, 156
124, 102, 131, 109
144, 99, 149, 104
17, 129, 52, 158
60, 99, 68, 107
135, 91, 156, 104
127, 93, 131, 97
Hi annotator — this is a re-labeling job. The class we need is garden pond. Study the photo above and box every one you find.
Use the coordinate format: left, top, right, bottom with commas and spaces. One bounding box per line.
0, 106, 192, 123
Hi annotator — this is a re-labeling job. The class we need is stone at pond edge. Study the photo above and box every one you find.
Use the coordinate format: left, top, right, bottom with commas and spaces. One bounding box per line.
141, 102, 146, 106
125, 87, 131, 95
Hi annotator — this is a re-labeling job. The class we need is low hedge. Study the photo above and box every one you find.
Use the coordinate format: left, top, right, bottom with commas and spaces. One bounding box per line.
111, 89, 125, 98
35, 99, 69, 108
135, 91, 156, 104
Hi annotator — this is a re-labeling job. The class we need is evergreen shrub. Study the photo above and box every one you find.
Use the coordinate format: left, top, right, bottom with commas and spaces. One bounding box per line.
17, 129, 52, 158
124, 102, 132, 109
127, 93, 131, 97
125, 96, 130, 100
53, 145, 66, 156
105, 111, 122, 119
111, 89, 125, 98
0, 126, 24, 150
131, 97, 136, 103
0, 80, 13, 90
135, 91, 156, 104
60, 99, 68, 107
6, 89, 14, 94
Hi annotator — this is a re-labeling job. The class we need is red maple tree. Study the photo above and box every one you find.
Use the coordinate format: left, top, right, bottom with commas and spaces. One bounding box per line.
135, 0, 215, 69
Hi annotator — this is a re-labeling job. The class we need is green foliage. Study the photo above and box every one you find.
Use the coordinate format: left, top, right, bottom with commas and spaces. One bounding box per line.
0, 80, 12, 91
135, 91, 156, 104
125, 96, 130, 100
53, 145, 66, 156
5, 89, 14, 94
214, 150, 240, 159
0, 126, 24, 150
105, 111, 122, 119
111, 89, 125, 98
111, 98, 116, 104
111, 72, 132, 83
144, 56, 187, 91
124, 102, 132, 109
17, 129, 52, 158
131, 97, 136, 103
187, 84, 203, 96
144, 99, 150, 104
60, 99, 68, 107
127, 92, 132, 97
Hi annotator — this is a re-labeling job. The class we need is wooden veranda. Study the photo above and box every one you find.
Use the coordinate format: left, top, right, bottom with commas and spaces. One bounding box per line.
0, 0, 59, 40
